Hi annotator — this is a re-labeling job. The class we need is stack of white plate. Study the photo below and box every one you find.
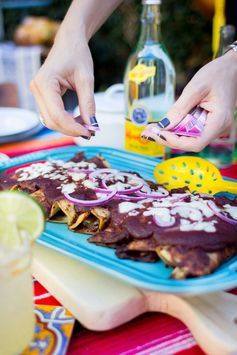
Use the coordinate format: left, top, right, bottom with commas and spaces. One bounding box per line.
0, 107, 43, 144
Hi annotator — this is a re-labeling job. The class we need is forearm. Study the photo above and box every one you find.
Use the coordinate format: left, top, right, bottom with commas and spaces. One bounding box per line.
56, 0, 123, 43
224, 49, 237, 73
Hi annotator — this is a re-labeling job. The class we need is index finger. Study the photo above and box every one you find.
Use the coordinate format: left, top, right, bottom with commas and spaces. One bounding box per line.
31, 78, 91, 137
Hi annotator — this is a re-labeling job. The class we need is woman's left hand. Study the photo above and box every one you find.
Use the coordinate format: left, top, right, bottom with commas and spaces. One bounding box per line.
141, 51, 237, 152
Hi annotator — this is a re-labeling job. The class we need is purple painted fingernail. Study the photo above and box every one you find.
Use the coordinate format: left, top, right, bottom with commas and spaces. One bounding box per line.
147, 137, 155, 142
158, 134, 167, 141
141, 135, 155, 142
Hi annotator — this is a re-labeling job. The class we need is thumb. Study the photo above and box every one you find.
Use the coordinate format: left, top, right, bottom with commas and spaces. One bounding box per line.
159, 84, 204, 131
74, 73, 99, 132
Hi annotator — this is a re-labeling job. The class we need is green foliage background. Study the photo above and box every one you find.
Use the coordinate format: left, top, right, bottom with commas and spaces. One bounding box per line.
3, 0, 212, 92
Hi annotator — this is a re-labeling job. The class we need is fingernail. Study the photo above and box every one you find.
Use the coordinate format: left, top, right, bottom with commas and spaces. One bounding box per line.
85, 117, 100, 131
81, 135, 91, 140
157, 117, 170, 129
158, 134, 167, 141
90, 116, 99, 127
141, 135, 155, 142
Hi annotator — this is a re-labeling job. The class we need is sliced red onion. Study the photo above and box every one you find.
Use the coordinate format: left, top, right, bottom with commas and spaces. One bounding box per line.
63, 189, 116, 206
116, 194, 145, 201
136, 184, 169, 199
89, 169, 118, 181
94, 187, 113, 194
153, 215, 176, 227
171, 108, 207, 138
207, 201, 237, 225
102, 172, 143, 195
165, 193, 190, 203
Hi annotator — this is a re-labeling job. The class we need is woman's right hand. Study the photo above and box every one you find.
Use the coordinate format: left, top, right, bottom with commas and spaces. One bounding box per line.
30, 0, 122, 138
30, 33, 97, 138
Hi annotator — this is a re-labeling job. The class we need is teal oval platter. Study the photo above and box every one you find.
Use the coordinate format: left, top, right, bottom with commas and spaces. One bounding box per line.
1, 145, 237, 295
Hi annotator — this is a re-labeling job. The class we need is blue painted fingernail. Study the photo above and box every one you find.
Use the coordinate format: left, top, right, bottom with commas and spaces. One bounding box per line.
89, 116, 99, 127
84, 116, 100, 131
157, 117, 170, 128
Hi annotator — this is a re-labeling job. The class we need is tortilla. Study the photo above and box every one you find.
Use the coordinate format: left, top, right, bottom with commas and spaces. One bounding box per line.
88, 227, 130, 246
115, 247, 158, 263
157, 244, 237, 279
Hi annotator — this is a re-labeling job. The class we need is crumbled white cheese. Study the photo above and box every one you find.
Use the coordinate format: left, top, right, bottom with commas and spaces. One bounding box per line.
152, 200, 173, 208
171, 206, 202, 221
175, 200, 214, 218
68, 172, 86, 181
16, 159, 96, 183
128, 210, 140, 216
83, 180, 97, 189
180, 219, 189, 225
119, 202, 143, 214
180, 220, 217, 233
144, 207, 170, 220
224, 204, 237, 220
61, 183, 76, 194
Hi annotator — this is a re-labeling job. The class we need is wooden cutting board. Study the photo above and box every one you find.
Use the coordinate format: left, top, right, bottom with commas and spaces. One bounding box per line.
32, 244, 237, 355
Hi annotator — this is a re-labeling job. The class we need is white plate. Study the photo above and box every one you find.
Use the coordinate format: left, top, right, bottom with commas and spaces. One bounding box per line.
0, 107, 43, 143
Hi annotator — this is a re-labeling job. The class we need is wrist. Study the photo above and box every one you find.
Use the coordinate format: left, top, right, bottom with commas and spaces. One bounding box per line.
224, 49, 237, 69
55, 22, 87, 49
224, 41, 237, 63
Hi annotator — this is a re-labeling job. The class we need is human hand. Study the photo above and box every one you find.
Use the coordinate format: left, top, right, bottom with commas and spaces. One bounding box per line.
141, 51, 237, 152
30, 0, 122, 138
30, 34, 97, 138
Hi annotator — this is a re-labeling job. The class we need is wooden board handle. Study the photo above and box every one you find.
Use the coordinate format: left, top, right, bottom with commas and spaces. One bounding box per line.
146, 291, 237, 355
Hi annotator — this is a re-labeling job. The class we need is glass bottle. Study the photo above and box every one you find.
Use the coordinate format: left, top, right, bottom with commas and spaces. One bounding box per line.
200, 25, 236, 168
124, 0, 175, 158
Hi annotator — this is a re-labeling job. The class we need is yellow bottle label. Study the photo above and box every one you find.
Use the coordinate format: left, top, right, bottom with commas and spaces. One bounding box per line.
129, 64, 156, 84
125, 120, 165, 157
125, 64, 165, 158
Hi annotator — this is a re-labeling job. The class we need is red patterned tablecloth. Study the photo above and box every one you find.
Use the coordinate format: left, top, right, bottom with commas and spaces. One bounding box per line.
2, 129, 237, 355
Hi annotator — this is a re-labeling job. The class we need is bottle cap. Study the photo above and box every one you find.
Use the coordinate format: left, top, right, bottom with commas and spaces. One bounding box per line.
220, 24, 236, 37
142, 0, 161, 4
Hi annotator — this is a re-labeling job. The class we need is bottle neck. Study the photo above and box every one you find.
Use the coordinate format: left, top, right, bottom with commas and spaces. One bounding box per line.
216, 26, 236, 57
138, 4, 161, 46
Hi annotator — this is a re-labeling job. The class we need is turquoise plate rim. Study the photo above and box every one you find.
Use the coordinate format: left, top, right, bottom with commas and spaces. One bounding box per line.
1, 145, 237, 295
